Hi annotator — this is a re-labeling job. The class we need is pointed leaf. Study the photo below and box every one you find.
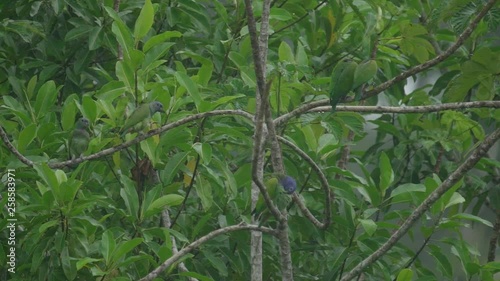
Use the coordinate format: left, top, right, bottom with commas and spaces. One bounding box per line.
134, 0, 154, 42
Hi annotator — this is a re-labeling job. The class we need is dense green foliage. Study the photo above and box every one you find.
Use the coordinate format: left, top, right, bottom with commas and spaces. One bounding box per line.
1, 0, 499, 280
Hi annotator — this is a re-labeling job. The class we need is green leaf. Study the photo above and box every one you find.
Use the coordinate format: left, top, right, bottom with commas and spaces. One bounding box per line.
134, 0, 154, 43
390, 183, 425, 204
451, 213, 493, 227
34, 80, 57, 119
18, 124, 36, 153
34, 163, 59, 193
26, 75, 37, 99
144, 194, 184, 218
192, 142, 212, 165
59, 179, 83, 208
161, 152, 189, 184
81, 95, 97, 122
444, 192, 465, 209
195, 177, 213, 210
101, 230, 116, 266
270, 8, 292, 21
88, 26, 102, 50
111, 20, 134, 60
143, 31, 182, 52
143, 42, 175, 70
62, 95, 79, 131
359, 219, 377, 236
61, 246, 77, 280
175, 72, 200, 109
428, 245, 453, 277
76, 257, 101, 271
429, 70, 460, 96
111, 238, 143, 263
301, 124, 318, 152
278, 41, 295, 63
396, 268, 413, 281
65, 25, 92, 41
38, 220, 59, 233
197, 59, 213, 86
379, 152, 394, 196
120, 175, 140, 221
202, 250, 228, 276
116, 60, 135, 92
96, 81, 127, 101
140, 137, 160, 166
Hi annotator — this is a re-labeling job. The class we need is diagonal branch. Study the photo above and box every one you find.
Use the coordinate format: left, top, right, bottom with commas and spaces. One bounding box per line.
0, 125, 34, 167
275, 0, 497, 126
354, 0, 498, 101
340, 128, 500, 281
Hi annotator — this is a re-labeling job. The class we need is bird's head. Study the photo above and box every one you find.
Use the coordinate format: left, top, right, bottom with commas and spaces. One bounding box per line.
150, 101, 165, 114
76, 118, 90, 129
278, 175, 297, 194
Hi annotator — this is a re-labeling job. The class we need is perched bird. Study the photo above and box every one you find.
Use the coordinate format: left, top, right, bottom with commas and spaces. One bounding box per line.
352, 60, 378, 100
279, 175, 297, 195
253, 174, 297, 225
69, 117, 90, 162
119, 101, 164, 135
329, 59, 357, 113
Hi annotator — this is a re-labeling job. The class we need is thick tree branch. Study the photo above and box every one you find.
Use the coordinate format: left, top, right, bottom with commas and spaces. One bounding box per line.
244, 0, 283, 223
340, 128, 500, 281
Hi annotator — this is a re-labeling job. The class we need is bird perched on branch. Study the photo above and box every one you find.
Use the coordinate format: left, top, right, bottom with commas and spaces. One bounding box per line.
253, 174, 297, 225
119, 101, 165, 135
68, 117, 90, 166
329, 59, 357, 113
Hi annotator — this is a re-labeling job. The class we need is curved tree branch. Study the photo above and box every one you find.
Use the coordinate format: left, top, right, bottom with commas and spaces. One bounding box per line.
139, 223, 276, 281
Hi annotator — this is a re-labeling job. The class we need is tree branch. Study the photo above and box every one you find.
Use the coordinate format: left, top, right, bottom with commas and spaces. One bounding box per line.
276, 101, 500, 126
47, 110, 253, 169
355, 0, 498, 101
0, 125, 34, 167
340, 128, 500, 281
312, 101, 500, 113
139, 223, 276, 281
278, 136, 331, 229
